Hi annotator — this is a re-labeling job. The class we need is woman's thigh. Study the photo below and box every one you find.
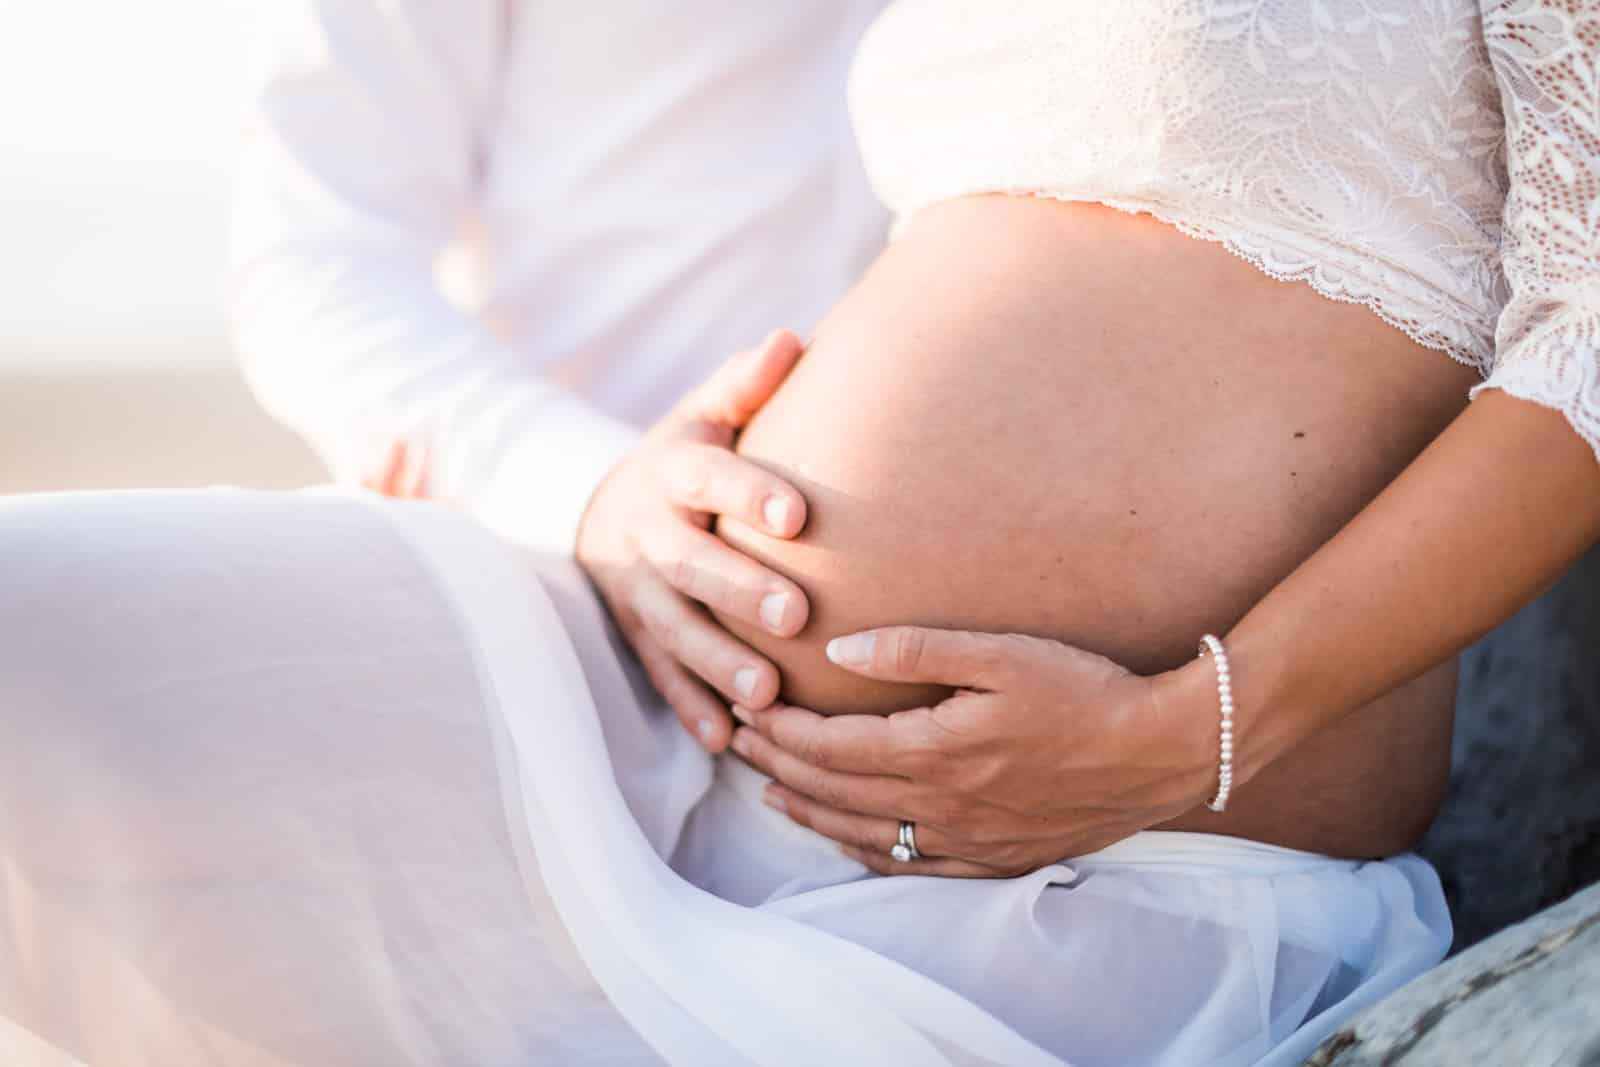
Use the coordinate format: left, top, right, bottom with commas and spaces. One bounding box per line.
0, 489, 656, 1066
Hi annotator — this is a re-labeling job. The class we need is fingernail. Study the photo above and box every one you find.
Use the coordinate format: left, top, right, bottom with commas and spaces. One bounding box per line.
760, 592, 790, 632
734, 667, 759, 700
826, 633, 875, 667
697, 719, 718, 746
730, 704, 754, 726
762, 787, 786, 814
730, 729, 752, 756
763, 495, 792, 534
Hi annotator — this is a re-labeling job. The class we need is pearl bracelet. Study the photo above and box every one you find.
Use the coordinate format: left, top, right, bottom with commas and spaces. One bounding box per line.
1196, 633, 1234, 813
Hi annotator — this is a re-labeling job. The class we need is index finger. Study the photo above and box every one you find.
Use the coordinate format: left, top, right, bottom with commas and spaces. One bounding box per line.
659, 442, 807, 538
740, 702, 940, 777
824, 626, 1018, 689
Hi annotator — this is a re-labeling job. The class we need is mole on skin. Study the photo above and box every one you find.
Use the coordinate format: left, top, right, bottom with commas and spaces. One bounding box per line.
713, 195, 1468, 856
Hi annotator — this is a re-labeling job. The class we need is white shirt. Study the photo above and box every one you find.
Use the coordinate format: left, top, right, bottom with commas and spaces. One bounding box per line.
230, 1, 890, 553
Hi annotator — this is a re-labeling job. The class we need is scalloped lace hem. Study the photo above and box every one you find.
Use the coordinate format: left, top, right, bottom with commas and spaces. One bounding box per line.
897, 190, 1497, 378
1089, 195, 1494, 376
1469, 368, 1600, 467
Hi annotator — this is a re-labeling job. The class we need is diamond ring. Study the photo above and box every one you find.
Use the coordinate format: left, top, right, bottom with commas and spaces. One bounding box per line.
890, 820, 921, 863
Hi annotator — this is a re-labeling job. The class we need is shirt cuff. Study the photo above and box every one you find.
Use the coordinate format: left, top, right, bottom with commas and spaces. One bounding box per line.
463, 395, 642, 556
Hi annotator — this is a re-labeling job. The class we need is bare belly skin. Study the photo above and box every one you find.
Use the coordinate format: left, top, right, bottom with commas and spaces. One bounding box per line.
715, 195, 1472, 858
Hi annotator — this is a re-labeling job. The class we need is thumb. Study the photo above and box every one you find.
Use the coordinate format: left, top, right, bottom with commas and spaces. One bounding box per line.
823, 626, 1025, 690
683, 329, 805, 431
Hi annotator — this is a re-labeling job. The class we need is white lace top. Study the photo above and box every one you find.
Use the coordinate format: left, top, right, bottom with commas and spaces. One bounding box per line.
850, 0, 1600, 461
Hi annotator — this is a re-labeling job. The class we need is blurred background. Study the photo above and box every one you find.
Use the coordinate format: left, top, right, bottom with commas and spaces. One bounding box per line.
0, 0, 324, 492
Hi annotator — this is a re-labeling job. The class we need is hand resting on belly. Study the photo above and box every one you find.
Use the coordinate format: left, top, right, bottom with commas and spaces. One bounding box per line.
713, 195, 1473, 858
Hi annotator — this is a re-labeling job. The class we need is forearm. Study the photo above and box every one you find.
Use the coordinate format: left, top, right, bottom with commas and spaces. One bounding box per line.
1164, 389, 1600, 787
230, 1, 641, 552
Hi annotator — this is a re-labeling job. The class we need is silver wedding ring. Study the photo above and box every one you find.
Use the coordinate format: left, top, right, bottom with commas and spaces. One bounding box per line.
890, 820, 921, 863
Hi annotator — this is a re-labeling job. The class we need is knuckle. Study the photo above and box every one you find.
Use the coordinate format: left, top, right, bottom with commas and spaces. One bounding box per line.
662, 550, 699, 596
633, 592, 673, 644
996, 631, 1035, 658
661, 678, 703, 718
914, 742, 958, 785
995, 632, 1042, 673
737, 480, 778, 530
928, 795, 968, 828
976, 641, 1012, 676
948, 759, 991, 794
796, 734, 834, 771
734, 728, 769, 766
646, 667, 685, 708
780, 794, 810, 826
811, 772, 847, 809
894, 744, 937, 782
891, 629, 927, 675
665, 449, 710, 506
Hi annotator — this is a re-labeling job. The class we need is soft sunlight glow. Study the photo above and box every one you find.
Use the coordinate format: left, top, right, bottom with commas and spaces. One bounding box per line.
0, 1, 253, 365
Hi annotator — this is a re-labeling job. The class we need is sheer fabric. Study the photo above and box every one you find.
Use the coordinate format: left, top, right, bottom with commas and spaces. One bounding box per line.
0, 490, 1451, 1066
850, 0, 1600, 460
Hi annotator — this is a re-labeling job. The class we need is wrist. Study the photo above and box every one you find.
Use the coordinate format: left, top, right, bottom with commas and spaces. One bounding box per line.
1155, 637, 1291, 800
1148, 656, 1235, 805
573, 453, 630, 564
1216, 616, 1333, 787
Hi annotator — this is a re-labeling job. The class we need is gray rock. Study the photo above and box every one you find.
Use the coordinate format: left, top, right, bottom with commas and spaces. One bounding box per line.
1421, 542, 1600, 951
1306, 880, 1600, 1066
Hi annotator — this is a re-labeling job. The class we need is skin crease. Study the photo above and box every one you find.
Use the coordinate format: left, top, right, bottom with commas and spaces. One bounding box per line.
713, 195, 1475, 859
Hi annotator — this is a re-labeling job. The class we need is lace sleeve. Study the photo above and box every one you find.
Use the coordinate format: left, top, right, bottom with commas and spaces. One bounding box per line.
1470, 0, 1600, 462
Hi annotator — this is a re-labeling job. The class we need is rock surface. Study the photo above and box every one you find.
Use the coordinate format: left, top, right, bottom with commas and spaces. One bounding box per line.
1420, 542, 1600, 950
1307, 881, 1600, 1065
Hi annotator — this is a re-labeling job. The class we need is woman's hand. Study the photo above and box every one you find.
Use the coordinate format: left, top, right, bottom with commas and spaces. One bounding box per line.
575, 330, 812, 753
729, 626, 1220, 876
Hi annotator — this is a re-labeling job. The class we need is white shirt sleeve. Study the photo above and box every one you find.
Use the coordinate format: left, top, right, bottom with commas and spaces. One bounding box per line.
228, 1, 641, 554
1469, 0, 1600, 465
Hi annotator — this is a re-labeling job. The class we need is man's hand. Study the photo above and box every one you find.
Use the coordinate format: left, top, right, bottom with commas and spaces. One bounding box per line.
576, 330, 811, 752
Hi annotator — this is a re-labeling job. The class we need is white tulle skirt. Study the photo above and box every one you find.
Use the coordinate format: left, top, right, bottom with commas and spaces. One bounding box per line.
0, 488, 1451, 1067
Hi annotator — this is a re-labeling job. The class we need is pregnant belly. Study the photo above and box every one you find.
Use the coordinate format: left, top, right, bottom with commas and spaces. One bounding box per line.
715, 195, 1472, 856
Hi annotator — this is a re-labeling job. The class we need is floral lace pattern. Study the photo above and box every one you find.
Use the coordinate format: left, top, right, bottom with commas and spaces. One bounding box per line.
850, 0, 1600, 461
1470, 0, 1600, 458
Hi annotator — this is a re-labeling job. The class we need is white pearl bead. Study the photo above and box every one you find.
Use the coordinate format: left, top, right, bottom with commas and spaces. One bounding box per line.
1198, 634, 1240, 815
